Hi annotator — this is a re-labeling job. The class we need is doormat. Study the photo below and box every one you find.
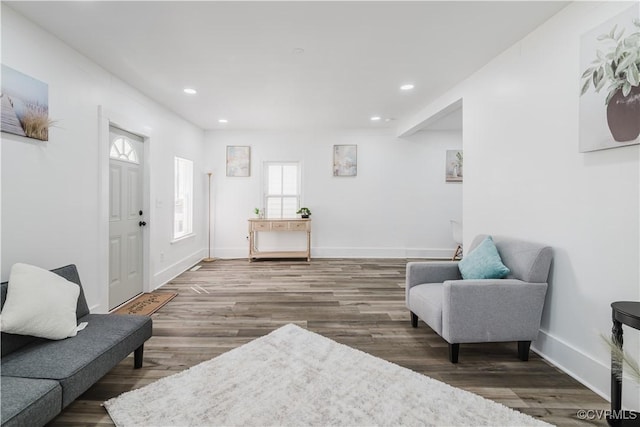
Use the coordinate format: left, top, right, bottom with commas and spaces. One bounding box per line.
112, 292, 177, 316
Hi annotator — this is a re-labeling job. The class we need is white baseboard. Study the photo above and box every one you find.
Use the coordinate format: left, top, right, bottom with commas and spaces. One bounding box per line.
152, 249, 206, 289
210, 247, 454, 259
533, 329, 640, 411
210, 247, 249, 259
312, 247, 453, 259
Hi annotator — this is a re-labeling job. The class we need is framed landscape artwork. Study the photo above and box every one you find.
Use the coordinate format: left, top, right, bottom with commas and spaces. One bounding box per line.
579, 4, 640, 152
226, 146, 251, 177
1, 64, 50, 141
445, 150, 463, 182
333, 145, 357, 177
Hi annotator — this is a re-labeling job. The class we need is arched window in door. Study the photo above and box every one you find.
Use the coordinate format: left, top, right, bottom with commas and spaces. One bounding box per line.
109, 137, 139, 164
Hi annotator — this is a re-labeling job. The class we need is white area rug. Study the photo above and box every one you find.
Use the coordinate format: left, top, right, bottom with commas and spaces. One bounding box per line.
104, 324, 550, 426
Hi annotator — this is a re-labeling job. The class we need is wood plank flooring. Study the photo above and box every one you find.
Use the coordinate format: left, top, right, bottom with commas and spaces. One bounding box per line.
49, 259, 608, 426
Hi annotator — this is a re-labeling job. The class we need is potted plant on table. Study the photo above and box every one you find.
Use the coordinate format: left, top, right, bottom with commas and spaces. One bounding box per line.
297, 207, 311, 218
580, 20, 640, 142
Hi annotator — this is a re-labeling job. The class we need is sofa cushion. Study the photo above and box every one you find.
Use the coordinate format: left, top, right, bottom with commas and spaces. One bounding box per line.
48, 264, 91, 318
1, 264, 90, 356
1, 263, 81, 340
1, 313, 152, 408
458, 236, 510, 280
0, 376, 62, 427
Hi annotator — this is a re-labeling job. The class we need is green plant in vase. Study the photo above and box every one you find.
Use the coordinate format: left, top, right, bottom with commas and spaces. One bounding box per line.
297, 207, 311, 218
580, 19, 640, 142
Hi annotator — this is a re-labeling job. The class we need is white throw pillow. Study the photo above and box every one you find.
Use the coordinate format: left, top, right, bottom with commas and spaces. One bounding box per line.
1, 263, 80, 340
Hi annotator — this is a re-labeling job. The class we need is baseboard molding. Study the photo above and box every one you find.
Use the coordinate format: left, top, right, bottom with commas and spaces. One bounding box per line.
533, 329, 640, 410
313, 247, 453, 259
210, 247, 454, 259
210, 247, 249, 259
152, 249, 205, 289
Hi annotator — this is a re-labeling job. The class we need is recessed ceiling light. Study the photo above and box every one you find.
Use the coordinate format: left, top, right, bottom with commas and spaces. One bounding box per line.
400, 84, 415, 91
218, 119, 228, 124
183, 88, 197, 95
370, 116, 381, 121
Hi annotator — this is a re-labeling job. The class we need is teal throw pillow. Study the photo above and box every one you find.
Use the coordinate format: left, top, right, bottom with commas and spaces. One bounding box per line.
458, 236, 510, 280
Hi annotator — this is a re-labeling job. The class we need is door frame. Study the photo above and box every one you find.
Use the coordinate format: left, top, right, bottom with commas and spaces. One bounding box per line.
97, 106, 151, 313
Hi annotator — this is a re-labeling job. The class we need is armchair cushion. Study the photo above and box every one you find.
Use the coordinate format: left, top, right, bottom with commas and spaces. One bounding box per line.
469, 235, 553, 283
458, 236, 510, 280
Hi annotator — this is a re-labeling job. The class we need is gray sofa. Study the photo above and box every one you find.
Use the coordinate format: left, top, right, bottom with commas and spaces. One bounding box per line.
406, 235, 552, 363
0, 264, 153, 427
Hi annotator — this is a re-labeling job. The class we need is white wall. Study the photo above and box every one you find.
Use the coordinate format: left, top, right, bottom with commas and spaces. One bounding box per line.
400, 1, 640, 409
204, 129, 462, 259
1, 5, 206, 312
8, 0, 633, 409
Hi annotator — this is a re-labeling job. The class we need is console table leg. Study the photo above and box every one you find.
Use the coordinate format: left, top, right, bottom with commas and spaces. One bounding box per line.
611, 317, 623, 414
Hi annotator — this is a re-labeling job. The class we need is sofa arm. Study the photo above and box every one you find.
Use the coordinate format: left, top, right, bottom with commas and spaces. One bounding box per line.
406, 262, 462, 306
441, 280, 548, 344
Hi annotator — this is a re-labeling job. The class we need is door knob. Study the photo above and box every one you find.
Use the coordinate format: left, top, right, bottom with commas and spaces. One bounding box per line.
139, 221, 147, 227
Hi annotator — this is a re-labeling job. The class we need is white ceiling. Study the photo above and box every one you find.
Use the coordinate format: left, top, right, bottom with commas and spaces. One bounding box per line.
6, 1, 568, 131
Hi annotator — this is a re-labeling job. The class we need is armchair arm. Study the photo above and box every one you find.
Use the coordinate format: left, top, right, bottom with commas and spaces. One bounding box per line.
406, 262, 461, 288
441, 280, 548, 344
406, 262, 462, 305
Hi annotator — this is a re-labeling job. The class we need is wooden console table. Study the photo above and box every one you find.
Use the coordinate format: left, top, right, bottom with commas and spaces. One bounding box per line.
248, 218, 311, 262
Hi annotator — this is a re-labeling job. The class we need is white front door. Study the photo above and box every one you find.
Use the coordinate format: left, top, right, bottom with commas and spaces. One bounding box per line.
108, 127, 145, 309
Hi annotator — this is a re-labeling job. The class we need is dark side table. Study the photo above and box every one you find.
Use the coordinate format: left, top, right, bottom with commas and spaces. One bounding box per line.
609, 301, 640, 426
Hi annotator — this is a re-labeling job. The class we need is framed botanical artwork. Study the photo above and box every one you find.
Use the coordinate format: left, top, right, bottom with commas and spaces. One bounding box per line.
226, 146, 250, 177
579, 4, 640, 152
333, 145, 357, 177
445, 150, 463, 182
1, 64, 50, 141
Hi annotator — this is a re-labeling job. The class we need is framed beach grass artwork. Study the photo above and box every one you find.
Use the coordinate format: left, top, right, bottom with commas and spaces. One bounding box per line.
1, 64, 50, 141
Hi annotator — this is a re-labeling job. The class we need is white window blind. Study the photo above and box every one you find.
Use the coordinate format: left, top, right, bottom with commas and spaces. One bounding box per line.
264, 162, 300, 219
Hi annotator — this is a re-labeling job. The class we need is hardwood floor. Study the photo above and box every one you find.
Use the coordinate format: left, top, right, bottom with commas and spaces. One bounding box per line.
50, 258, 608, 426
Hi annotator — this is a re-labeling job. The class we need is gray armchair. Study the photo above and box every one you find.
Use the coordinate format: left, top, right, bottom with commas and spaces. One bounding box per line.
406, 235, 552, 363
